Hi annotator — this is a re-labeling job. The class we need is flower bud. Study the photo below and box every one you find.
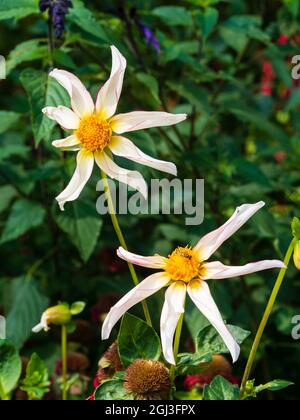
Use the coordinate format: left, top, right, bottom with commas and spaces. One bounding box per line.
293, 240, 300, 270
32, 304, 72, 333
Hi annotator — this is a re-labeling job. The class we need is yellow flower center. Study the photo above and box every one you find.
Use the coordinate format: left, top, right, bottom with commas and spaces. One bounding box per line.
165, 246, 204, 283
76, 115, 112, 152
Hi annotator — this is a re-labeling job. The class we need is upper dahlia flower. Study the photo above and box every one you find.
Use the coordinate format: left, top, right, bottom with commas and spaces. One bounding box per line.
102, 202, 285, 364
42, 46, 187, 210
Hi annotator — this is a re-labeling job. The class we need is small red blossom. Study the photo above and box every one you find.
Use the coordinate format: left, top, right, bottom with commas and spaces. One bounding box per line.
277, 34, 289, 45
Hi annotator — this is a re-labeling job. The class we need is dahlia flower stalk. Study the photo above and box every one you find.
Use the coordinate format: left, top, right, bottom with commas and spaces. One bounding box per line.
42, 46, 187, 210
102, 202, 285, 365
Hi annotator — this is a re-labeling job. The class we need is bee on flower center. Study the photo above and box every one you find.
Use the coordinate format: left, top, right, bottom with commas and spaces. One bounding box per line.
165, 246, 204, 283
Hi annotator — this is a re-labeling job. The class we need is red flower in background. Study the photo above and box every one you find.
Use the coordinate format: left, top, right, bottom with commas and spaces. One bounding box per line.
260, 60, 276, 96
277, 34, 289, 45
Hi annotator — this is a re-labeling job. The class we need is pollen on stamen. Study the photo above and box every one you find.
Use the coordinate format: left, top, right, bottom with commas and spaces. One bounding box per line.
165, 246, 203, 283
76, 115, 112, 152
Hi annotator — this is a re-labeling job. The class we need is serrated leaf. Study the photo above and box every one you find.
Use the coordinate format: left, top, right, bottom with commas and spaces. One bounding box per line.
0, 199, 46, 245
196, 324, 250, 355
0, 340, 22, 398
203, 376, 240, 400
118, 314, 161, 368
94, 379, 132, 400
54, 200, 103, 262
6, 277, 49, 349
21, 353, 50, 400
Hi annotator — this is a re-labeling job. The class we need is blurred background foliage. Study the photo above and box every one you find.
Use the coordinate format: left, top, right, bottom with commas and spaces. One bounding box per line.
0, 0, 300, 399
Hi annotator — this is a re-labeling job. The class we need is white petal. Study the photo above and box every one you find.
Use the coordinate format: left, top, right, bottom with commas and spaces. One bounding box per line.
95, 150, 148, 199
42, 106, 80, 130
194, 202, 265, 261
117, 247, 166, 269
52, 135, 81, 151
160, 282, 187, 365
96, 46, 127, 119
102, 272, 170, 340
32, 322, 44, 333
110, 111, 187, 134
50, 69, 94, 117
203, 260, 286, 280
187, 280, 240, 363
109, 136, 177, 176
56, 149, 94, 211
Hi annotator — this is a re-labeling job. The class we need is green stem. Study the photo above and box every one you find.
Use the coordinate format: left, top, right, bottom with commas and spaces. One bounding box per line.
101, 171, 152, 327
169, 313, 184, 385
61, 325, 68, 401
240, 238, 295, 398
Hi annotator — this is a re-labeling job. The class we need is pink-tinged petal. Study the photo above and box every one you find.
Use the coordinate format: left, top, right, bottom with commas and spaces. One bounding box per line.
52, 135, 81, 151
117, 247, 167, 269
102, 272, 170, 340
203, 260, 286, 280
96, 46, 127, 119
56, 149, 94, 211
160, 282, 187, 365
94, 150, 148, 199
110, 111, 187, 134
50, 69, 94, 117
109, 136, 177, 176
42, 106, 80, 130
194, 202, 265, 261
187, 280, 240, 363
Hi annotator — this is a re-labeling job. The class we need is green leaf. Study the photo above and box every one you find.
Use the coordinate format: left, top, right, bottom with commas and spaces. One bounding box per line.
0, 111, 21, 134
0, 199, 46, 245
6, 40, 48, 74
6, 277, 49, 349
0, 340, 22, 398
20, 68, 69, 146
0, 0, 39, 21
0, 186, 17, 213
67, 0, 110, 42
20, 353, 50, 400
197, 7, 219, 37
196, 324, 250, 355
136, 73, 160, 107
176, 351, 212, 376
292, 217, 300, 240
152, 6, 193, 26
94, 379, 132, 400
70, 301, 86, 316
54, 200, 103, 262
118, 314, 161, 368
203, 376, 240, 400
255, 380, 294, 393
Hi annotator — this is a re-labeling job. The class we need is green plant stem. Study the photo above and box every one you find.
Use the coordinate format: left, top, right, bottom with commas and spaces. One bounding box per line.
101, 171, 152, 327
169, 313, 184, 385
240, 238, 295, 398
61, 325, 68, 401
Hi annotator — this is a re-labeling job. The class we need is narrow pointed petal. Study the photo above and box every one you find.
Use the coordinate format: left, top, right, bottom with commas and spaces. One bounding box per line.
32, 323, 44, 333
50, 69, 94, 117
94, 150, 148, 199
42, 106, 80, 130
56, 149, 94, 211
194, 202, 265, 261
102, 272, 170, 340
109, 136, 177, 176
110, 111, 187, 134
52, 135, 81, 151
160, 282, 187, 365
187, 280, 240, 363
96, 46, 127, 119
117, 247, 166, 269
203, 260, 286, 280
